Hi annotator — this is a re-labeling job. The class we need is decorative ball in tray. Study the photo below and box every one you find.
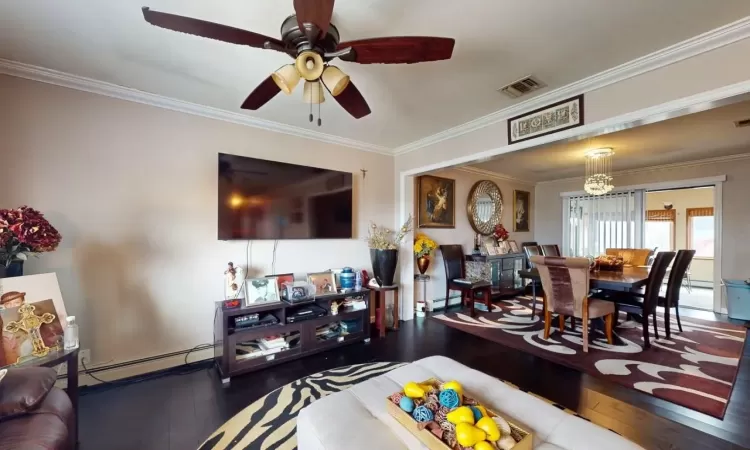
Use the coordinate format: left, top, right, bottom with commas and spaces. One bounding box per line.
387, 379, 531, 450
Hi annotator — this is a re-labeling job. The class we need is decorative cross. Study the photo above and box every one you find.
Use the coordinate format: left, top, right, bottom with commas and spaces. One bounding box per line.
4, 304, 57, 362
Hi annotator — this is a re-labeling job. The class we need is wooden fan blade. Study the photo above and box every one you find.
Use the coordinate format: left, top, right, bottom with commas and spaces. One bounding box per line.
331, 82, 371, 119
241, 76, 281, 110
142, 7, 285, 51
293, 0, 335, 42
338, 37, 455, 64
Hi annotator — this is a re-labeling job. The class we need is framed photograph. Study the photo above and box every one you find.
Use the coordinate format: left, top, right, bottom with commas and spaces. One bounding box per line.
508, 94, 584, 144
508, 240, 520, 253
307, 271, 337, 295
266, 273, 294, 300
484, 243, 498, 256
497, 241, 509, 255
245, 277, 281, 305
513, 190, 531, 232
416, 175, 455, 228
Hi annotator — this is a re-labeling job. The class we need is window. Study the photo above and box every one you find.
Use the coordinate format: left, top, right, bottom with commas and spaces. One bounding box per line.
687, 207, 714, 258
645, 209, 675, 252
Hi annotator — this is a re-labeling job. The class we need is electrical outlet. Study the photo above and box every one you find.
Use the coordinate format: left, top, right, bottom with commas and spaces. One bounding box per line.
79, 349, 91, 366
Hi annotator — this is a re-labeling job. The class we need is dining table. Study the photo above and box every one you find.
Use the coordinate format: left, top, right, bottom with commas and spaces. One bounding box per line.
518, 266, 652, 345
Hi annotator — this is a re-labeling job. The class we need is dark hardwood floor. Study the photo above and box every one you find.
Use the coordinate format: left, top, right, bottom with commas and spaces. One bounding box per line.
78, 306, 749, 450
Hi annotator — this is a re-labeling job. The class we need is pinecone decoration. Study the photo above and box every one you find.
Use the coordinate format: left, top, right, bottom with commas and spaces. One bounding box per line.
462, 396, 477, 406
440, 421, 455, 433
443, 429, 457, 448
435, 406, 450, 424
425, 398, 440, 413
413, 398, 425, 407
390, 393, 404, 404
427, 391, 439, 405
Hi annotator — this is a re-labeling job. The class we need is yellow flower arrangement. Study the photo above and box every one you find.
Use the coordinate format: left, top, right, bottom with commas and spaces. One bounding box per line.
413, 233, 438, 258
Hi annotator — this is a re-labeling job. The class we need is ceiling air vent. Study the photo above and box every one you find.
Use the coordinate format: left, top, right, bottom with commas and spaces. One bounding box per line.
734, 118, 750, 128
498, 75, 547, 99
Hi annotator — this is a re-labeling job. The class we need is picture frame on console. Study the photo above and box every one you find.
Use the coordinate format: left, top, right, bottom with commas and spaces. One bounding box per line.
245, 277, 281, 305
266, 273, 294, 300
307, 271, 337, 295
508, 240, 520, 253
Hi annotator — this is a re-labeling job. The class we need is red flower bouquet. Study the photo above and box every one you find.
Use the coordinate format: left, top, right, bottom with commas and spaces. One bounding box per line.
493, 224, 509, 243
0, 206, 62, 267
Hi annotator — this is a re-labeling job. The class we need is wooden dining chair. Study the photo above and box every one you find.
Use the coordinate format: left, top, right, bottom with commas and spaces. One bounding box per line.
439, 245, 491, 310
658, 249, 695, 337
540, 245, 561, 257
611, 251, 675, 349
530, 256, 615, 352
523, 245, 544, 315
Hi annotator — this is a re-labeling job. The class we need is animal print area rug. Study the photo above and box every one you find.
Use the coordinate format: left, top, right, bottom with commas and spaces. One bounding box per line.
433, 296, 747, 419
198, 361, 406, 450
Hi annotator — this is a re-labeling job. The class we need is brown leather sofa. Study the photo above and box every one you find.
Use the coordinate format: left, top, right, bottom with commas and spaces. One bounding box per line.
0, 366, 74, 450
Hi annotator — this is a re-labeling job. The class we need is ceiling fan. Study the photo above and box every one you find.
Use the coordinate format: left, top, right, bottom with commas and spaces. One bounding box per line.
142, 0, 455, 124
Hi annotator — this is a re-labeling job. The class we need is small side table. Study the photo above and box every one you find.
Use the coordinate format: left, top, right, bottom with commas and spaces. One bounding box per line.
4, 347, 79, 448
371, 285, 399, 338
414, 274, 430, 316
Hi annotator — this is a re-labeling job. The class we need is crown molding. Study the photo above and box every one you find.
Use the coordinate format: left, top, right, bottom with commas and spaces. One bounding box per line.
536, 152, 750, 185
0, 59, 392, 155
392, 16, 750, 156
452, 166, 534, 186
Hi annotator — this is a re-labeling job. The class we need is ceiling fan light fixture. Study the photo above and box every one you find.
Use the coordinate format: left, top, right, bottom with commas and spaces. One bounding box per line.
271, 64, 301, 95
303, 80, 325, 104
321, 65, 350, 96
295, 51, 325, 81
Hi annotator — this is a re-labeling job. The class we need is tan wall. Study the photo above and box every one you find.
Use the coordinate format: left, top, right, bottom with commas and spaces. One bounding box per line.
0, 75, 395, 366
646, 188, 714, 282
414, 169, 533, 303
534, 157, 750, 309
394, 37, 750, 317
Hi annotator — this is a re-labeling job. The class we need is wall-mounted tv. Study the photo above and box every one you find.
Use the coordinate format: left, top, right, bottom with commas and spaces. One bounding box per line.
218, 153, 353, 240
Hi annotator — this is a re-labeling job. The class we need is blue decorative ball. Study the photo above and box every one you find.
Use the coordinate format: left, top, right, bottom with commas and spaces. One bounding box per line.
470, 406, 483, 422
439, 389, 460, 409
413, 405, 434, 423
399, 396, 415, 413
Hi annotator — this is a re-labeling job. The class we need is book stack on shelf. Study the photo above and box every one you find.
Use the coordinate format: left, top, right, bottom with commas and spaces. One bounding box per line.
236, 333, 295, 360
316, 323, 342, 341
341, 297, 367, 313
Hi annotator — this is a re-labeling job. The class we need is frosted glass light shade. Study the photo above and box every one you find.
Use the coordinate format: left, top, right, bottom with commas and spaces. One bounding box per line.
295, 51, 325, 81
321, 66, 350, 96
303, 81, 325, 104
271, 64, 300, 95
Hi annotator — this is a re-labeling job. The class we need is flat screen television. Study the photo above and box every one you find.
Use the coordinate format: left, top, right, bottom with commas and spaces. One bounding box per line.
218, 153, 353, 240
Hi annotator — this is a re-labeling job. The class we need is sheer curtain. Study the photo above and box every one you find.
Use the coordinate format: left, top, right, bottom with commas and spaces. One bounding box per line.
563, 190, 644, 257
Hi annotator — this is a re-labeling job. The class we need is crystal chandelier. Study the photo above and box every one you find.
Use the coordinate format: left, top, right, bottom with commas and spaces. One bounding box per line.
584, 148, 615, 195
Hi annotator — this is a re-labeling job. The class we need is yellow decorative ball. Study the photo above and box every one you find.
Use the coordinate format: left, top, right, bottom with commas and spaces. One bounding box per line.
474, 441, 495, 450
455, 423, 487, 447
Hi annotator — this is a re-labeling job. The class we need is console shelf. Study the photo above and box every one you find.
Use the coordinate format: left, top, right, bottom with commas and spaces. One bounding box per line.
214, 289, 371, 381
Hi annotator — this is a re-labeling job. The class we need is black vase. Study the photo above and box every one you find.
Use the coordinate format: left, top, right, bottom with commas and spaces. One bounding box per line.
370, 249, 398, 287
1, 261, 24, 278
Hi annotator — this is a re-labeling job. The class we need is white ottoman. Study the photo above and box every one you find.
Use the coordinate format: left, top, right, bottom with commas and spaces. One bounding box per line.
297, 356, 643, 450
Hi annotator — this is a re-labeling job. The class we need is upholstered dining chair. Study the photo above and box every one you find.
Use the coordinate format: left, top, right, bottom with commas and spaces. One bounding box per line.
530, 256, 615, 352
523, 245, 544, 314
610, 251, 675, 349
658, 249, 695, 337
540, 245, 561, 257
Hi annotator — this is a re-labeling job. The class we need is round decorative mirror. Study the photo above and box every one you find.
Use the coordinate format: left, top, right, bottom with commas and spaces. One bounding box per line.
467, 180, 503, 235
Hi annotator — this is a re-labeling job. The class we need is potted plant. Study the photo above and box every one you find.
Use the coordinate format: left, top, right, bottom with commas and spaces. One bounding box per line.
413, 233, 437, 275
0, 206, 62, 278
492, 223, 509, 245
367, 216, 413, 287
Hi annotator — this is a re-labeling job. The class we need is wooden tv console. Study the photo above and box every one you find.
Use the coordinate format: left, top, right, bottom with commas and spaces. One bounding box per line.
213, 288, 371, 382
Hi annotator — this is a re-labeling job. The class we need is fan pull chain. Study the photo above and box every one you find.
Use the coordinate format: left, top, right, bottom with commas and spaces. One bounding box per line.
318, 100, 322, 127
309, 95, 313, 123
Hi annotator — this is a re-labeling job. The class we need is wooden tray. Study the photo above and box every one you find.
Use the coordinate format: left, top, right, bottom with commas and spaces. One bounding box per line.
386, 378, 533, 450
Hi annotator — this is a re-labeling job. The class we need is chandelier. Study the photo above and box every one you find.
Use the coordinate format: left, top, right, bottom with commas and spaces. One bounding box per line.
584, 148, 615, 195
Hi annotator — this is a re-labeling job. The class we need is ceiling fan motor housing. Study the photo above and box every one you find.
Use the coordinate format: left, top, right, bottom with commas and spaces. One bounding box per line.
280, 15, 340, 58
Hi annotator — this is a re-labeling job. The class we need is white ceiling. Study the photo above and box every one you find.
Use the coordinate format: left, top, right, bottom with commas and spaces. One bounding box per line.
2, 1, 750, 148
471, 99, 750, 181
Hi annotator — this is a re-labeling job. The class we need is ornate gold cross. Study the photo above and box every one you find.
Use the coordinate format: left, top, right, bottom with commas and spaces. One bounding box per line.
4, 304, 57, 363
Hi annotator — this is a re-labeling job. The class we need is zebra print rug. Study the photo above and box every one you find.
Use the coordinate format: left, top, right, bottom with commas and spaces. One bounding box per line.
198, 361, 406, 450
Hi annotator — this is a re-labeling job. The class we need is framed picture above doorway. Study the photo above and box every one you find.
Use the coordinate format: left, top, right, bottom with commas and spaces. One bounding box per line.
416, 175, 455, 228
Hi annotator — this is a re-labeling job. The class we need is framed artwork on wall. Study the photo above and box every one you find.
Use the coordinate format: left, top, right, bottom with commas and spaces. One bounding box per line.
416, 175, 455, 228
508, 94, 584, 144
513, 190, 531, 232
